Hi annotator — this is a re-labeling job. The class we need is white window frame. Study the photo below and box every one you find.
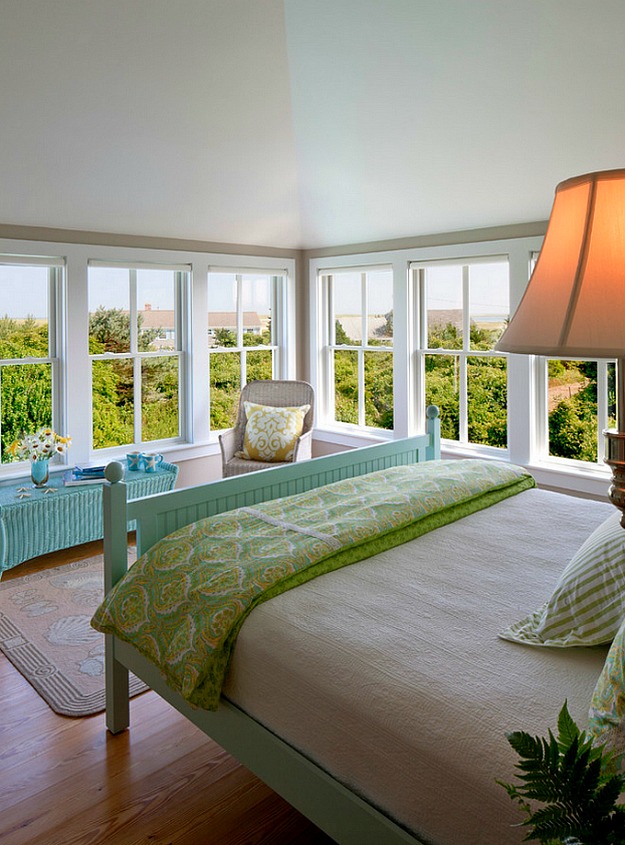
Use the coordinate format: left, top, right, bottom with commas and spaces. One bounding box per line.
318, 266, 394, 434
207, 269, 288, 433
0, 239, 295, 478
412, 256, 509, 455
310, 237, 544, 454
88, 261, 189, 453
536, 356, 615, 469
0, 255, 66, 469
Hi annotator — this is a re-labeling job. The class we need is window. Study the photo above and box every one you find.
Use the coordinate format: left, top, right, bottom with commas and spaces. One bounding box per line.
525, 246, 616, 468
88, 263, 187, 450
321, 268, 393, 430
543, 358, 615, 464
207, 272, 281, 431
0, 258, 64, 464
415, 259, 509, 448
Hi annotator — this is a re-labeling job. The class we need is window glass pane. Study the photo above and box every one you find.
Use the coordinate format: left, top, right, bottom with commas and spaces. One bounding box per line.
209, 351, 240, 430
367, 270, 393, 346
467, 356, 507, 447
2, 363, 53, 462
548, 359, 598, 461
0, 265, 49, 358
92, 358, 134, 448
608, 362, 617, 428
208, 274, 237, 347
241, 274, 272, 346
334, 350, 358, 423
89, 267, 130, 353
141, 357, 179, 441
137, 269, 176, 351
247, 349, 273, 382
364, 351, 393, 429
425, 265, 463, 349
333, 273, 361, 345
469, 262, 509, 351
425, 354, 459, 440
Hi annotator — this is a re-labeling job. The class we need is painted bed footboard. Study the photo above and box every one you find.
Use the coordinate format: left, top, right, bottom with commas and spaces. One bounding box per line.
101, 409, 440, 845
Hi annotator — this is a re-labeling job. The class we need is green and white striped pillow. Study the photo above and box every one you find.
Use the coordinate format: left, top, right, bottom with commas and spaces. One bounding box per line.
500, 511, 625, 647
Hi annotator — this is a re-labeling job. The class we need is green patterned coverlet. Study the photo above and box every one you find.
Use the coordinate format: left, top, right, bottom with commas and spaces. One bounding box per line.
92, 459, 534, 710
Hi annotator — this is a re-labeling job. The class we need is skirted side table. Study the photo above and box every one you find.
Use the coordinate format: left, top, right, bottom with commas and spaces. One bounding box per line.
0, 461, 178, 576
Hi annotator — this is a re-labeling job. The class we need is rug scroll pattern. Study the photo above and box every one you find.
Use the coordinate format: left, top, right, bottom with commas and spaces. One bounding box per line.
0, 554, 146, 716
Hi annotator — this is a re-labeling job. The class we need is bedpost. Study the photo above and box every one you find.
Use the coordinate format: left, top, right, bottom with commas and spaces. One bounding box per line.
425, 405, 441, 461
103, 461, 131, 734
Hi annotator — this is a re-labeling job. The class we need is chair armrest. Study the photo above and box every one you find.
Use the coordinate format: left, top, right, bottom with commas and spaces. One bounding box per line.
292, 429, 313, 462
218, 428, 238, 463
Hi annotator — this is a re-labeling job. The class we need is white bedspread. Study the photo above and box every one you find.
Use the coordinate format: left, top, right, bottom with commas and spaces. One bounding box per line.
222, 488, 615, 845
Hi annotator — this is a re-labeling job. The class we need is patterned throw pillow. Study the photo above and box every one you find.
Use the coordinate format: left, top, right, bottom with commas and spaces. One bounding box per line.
240, 401, 310, 462
588, 615, 625, 749
499, 511, 625, 647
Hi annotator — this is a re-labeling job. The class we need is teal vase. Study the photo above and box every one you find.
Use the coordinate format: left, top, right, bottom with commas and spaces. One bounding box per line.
31, 458, 50, 488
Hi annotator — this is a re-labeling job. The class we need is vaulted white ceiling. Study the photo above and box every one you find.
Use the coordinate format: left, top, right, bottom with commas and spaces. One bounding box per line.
2, 1, 625, 249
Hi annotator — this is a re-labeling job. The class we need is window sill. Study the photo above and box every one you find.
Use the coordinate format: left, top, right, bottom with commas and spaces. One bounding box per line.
313, 426, 393, 450
525, 459, 611, 500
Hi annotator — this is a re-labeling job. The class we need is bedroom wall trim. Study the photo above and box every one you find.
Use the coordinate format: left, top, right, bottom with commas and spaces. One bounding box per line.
0, 223, 299, 259
301, 220, 548, 261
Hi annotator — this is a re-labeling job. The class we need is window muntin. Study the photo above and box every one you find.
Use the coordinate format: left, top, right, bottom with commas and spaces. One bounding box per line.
88, 264, 185, 450
325, 268, 393, 430
417, 259, 509, 448
0, 260, 63, 464
207, 272, 279, 431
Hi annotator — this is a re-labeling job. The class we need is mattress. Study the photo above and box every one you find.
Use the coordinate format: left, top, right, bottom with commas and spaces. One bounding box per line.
222, 488, 614, 845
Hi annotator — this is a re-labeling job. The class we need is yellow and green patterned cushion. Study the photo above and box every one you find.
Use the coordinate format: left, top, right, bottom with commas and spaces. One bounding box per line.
241, 401, 310, 462
500, 511, 625, 647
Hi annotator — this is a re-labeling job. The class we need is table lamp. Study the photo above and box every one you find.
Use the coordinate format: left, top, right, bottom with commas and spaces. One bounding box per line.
496, 169, 625, 524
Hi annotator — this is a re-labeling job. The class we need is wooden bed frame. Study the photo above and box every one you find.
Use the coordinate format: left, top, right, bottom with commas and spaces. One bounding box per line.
102, 409, 441, 845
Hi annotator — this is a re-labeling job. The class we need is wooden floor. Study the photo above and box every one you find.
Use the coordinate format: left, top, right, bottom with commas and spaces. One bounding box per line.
0, 543, 335, 845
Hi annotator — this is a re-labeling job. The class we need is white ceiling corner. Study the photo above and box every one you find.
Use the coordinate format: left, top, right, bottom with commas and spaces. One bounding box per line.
2, 1, 625, 250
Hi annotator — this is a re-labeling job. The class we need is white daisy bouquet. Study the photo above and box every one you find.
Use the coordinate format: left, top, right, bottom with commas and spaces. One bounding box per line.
8, 427, 72, 461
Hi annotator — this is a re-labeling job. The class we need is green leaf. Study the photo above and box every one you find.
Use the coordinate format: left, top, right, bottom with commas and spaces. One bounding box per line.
500, 701, 625, 844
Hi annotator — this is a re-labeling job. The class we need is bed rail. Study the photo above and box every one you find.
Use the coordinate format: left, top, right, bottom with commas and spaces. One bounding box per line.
100, 409, 440, 838
103, 406, 440, 588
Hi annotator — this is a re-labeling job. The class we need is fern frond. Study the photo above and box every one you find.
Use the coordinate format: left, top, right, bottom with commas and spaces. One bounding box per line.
500, 701, 625, 845
557, 700, 579, 750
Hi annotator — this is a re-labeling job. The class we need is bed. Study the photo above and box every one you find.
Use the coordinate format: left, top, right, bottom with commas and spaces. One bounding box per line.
95, 407, 617, 845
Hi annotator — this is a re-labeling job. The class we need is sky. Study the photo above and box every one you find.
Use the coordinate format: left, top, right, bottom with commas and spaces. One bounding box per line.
330, 262, 509, 318
1, 262, 509, 321
0, 266, 276, 319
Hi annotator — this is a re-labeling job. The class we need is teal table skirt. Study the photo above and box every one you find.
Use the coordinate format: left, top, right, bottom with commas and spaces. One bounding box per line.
0, 461, 178, 575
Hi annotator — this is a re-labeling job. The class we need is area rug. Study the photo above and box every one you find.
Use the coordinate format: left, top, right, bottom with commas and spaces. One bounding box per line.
0, 553, 148, 717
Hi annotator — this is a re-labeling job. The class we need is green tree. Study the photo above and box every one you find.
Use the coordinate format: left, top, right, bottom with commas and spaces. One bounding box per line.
334, 320, 354, 345
549, 384, 598, 461
213, 328, 237, 347
0, 318, 53, 461
365, 351, 393, 428
377, 310, 393, 339
89, 307, 176, 448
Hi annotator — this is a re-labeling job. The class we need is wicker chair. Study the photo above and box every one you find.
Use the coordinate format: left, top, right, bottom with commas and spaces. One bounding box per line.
219, 380, 315, 477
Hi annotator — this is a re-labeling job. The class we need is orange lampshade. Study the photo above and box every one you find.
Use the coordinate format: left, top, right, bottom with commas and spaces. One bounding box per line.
496, 169, 625, 357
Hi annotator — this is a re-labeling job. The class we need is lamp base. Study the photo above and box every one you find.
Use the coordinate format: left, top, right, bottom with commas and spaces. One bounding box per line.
604, 429, 625, 528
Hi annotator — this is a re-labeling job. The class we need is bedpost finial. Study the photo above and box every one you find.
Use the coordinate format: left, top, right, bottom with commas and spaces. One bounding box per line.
105, 461, 125, 483
426, 405, 440, 419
